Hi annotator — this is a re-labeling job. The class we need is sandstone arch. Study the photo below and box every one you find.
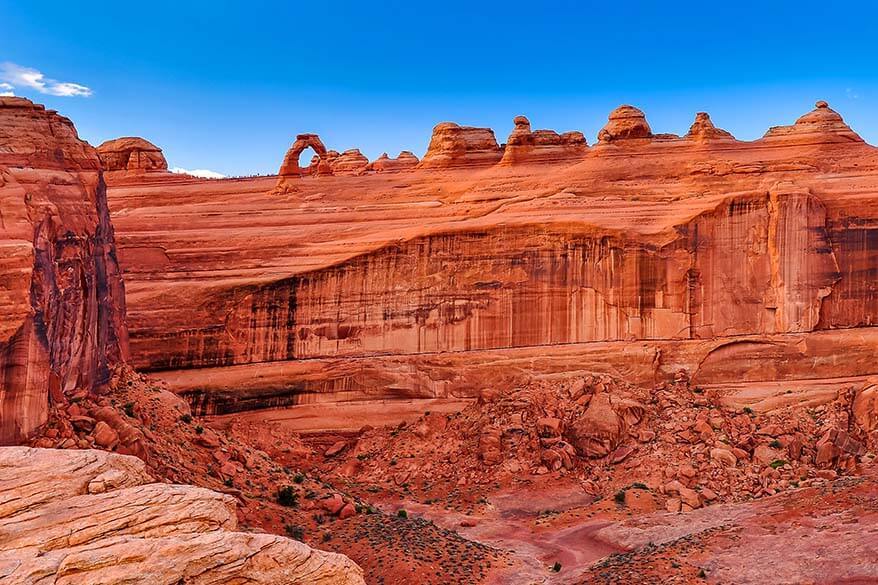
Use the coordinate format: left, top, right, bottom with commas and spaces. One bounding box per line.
277, 133, 328, 177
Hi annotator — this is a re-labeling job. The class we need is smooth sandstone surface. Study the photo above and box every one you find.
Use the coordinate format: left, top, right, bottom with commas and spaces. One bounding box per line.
102, 102, 878, 417
0, 447, 365, 584
0, 97, 128, 444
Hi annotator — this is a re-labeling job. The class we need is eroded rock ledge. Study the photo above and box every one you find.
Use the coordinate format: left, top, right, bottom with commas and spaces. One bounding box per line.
0, 447, 365, 584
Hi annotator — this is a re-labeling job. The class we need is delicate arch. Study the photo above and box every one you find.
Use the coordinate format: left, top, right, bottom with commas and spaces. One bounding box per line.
278, 133, 328, 177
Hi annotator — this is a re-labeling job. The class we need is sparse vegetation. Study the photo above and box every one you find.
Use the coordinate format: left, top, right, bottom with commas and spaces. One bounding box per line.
283, 524, 304, 540
179, 414, 192, 424
397, 509, 408, 519
770, 459, 788, 469
614, 489, 627, 505
551, 561, 562, 572
276, 485, 299, 507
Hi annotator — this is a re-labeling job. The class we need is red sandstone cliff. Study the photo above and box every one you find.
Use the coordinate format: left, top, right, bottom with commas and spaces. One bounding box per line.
104, 101, 878, 414
0, 97, 128, 444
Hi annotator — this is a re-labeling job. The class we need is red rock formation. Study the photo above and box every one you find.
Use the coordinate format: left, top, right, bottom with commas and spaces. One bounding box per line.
368, 151, 419, 173
764, 100, 864, 143
417, 122, 502, 168
685, 112, 734, 141
499, 115, 587, 165
330, 148, 369, 175
277, 133, 329, 178
597, 105, 653, 142
0, 97, 128, 444
97, 137, 168, 174
103, 101, 878, 418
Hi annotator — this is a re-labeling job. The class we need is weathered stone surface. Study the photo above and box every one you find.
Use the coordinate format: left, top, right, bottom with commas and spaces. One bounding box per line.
97, 136, 168, 173
0, 97, 128, 444
500, 115, 587, 165
597, 105, 653, 142
99, 101, 878, 418
368, 151, 419, 172
0, 447, 365, 584
330, 148, 369, 175
418, 122, 502, 168
686, 112, 734, 142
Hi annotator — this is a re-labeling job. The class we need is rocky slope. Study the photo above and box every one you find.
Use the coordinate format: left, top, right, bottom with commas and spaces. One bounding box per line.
0, 446, 364, 584
0, 97, 128, 444
104, 101, 878, 420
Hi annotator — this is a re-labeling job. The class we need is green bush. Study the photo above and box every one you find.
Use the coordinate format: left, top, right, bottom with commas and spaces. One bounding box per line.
769, 459, 788, 469
276, 486, 299, 507
397, 509, 408, 519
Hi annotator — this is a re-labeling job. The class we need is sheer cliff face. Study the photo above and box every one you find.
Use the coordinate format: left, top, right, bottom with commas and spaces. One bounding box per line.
105, 102, 878, 407
0, 98, 128, 444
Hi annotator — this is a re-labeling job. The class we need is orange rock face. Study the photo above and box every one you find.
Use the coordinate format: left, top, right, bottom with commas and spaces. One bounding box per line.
97, 136, 168, 173
0, 97, 128, 444
103, 101, 878, 417
417, 122, 502, 168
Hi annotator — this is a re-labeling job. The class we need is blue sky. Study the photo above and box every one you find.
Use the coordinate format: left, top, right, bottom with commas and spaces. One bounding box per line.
3, 0, 878, 176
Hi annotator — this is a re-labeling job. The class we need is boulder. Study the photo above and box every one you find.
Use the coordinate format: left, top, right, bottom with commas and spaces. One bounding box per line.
0, 447, 364, 584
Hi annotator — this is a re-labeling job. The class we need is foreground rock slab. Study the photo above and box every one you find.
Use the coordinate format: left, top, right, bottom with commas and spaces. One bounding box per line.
0, 447, 365, 585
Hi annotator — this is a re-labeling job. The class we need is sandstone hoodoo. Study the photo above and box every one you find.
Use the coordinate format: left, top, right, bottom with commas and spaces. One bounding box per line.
329, 148, 370, 175
97, 136, 168, 174
764, 99, 864, 143
417, 121, 503, 168
499, 114, 588, 165
597, 104, 653, 142
0, 97, 128, 445
368, 150, 420, 172
685, 111, 734, 141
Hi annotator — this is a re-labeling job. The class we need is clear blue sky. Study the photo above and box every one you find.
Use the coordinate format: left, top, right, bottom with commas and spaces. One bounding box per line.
3, 0, 878, 176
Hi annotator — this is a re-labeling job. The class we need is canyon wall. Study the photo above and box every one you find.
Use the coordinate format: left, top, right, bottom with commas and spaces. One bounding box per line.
104, 102, 878, 413
0, 97, 128, 444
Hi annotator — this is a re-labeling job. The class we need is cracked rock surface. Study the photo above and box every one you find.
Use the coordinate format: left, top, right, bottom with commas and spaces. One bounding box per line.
0, 447, 365, 584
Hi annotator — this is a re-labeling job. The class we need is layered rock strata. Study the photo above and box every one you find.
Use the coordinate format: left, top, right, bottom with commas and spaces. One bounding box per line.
100, 101, 878, 414
97, 136, 168, 174
0, 447, 365, 584
499, 115, 587, 165
417, 122, 503, 168
0, 97, 128, 444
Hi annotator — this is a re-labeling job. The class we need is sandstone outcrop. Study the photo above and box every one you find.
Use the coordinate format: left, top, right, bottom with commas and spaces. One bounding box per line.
278, 133, 329, 177
369, 151, 419, 172
499, 115, 587, 165
0, 97, 128, 444
99, 101, 878, 420
417, 122, 502, 168
764, 100, 864, 143
685, 112, 734, 141
330, 148, 370, 175
0, 447, 365, 584
97, 136, 168, 174
597, 104, 653, 142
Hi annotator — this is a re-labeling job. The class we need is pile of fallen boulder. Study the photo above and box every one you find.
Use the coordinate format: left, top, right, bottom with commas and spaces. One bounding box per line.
325, 373, 878, 513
